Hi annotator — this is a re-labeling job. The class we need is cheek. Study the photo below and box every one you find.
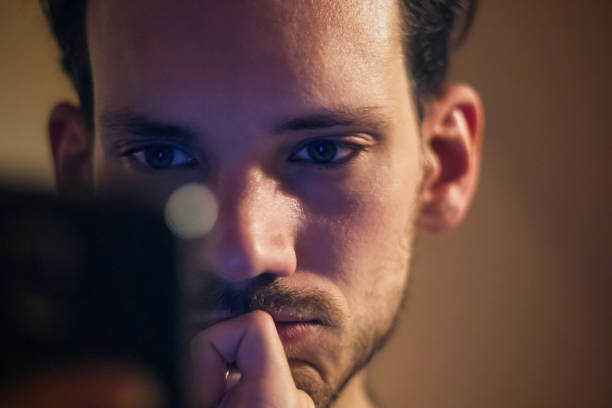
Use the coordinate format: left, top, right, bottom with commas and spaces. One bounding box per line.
297, 159, 419, 299
295, 124, 424, 330
295, 172, 417, 350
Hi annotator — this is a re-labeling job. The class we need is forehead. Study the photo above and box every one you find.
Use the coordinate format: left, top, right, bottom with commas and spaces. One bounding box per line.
87, 0, 405, 128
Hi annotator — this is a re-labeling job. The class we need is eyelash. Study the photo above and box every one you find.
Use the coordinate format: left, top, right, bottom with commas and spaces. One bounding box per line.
289, 140, 366, 167
120, 144, 199, 170
120, 139, 365, 171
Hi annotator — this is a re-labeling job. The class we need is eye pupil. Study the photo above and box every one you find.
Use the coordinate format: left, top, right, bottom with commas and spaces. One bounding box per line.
145, 146, 174, 169
307, 141, 337, 163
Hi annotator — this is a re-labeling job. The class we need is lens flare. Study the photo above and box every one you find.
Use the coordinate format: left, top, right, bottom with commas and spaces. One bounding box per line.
164, 183, 218, 239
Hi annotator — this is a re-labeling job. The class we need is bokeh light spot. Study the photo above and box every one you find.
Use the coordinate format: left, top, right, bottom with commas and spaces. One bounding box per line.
164, 183, 218, 239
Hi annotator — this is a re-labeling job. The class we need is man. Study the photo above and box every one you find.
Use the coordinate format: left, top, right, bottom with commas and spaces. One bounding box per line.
42, 0, 484, 407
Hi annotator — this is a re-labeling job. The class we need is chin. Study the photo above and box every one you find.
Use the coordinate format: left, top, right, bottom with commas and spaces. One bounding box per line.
289, 361, 337, 408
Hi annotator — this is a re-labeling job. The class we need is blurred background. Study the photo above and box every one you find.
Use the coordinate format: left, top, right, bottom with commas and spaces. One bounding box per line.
1, 1, 610, 407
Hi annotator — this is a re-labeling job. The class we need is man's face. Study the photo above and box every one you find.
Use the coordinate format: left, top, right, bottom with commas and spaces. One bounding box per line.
87, 0, 423, 405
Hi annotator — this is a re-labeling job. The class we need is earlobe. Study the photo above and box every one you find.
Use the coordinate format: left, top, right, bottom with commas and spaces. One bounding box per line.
48, 103, 93, 195
417, 84, 484, 232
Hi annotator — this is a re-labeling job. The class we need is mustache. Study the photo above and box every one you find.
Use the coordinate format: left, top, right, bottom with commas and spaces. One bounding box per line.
185, 274, 341, 327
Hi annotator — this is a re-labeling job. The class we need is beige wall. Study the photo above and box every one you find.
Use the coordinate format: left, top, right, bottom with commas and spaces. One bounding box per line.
0, 1, 76, 188
1, 1, 610, 407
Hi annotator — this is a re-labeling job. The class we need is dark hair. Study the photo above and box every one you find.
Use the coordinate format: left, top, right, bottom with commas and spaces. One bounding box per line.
40, 0, 477, 131
399, 0, 478, 118
40, 0, 92, 131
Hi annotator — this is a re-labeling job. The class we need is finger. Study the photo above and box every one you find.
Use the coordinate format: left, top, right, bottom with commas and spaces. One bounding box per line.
190, 310, 294, 407
190, 327, 236, 407
224, 366, 241, 394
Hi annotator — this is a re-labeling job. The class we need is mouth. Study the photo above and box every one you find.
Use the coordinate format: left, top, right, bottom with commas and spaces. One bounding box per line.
273, 319, 324, 342
188, 310, 327, 342
266, 310, 327, 342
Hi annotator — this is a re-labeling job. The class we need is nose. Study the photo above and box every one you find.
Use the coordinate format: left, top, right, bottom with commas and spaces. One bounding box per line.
206, 167, 298, 282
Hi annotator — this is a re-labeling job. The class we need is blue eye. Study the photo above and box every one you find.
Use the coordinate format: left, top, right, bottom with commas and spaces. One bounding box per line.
129, 145, 198, 170
292, 141, 355, 164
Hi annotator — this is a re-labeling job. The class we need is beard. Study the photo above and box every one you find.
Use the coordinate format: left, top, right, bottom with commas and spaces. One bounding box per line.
298, 272, 412, 408
294, 302, 405, 408
185, 266, 412, 408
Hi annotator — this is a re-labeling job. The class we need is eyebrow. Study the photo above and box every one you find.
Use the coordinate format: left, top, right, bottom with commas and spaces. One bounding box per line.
98, 111, 199, 141
272, 106, 390, 135
98, 105, 390, 140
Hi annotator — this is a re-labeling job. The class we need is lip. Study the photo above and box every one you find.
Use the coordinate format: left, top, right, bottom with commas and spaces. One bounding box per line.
188, 310, 326, 341
265, 310, 326, 342
266, 310, 324, 325
273, 320, 323, 343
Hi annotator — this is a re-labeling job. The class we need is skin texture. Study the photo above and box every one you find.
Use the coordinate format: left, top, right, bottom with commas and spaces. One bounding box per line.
48, 0, 484, 407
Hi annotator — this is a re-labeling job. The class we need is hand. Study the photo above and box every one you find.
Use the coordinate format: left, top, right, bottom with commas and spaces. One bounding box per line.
190, 310, 314, 408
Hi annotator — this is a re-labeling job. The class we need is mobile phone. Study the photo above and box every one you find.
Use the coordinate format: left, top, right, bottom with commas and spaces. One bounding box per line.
0, 189, 183, 407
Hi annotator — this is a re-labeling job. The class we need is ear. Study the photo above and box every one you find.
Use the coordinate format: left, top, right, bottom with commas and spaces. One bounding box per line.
48, 102, 93, 195
417, 84, 484, 232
